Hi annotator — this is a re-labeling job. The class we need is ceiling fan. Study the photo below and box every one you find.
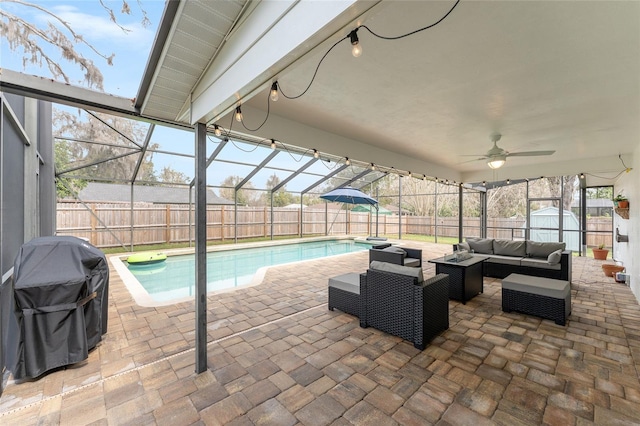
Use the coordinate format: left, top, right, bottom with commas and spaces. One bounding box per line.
466, 133, 556, 169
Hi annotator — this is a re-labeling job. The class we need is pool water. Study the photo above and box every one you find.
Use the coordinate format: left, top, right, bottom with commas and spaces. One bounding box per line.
127, 239, 366, 303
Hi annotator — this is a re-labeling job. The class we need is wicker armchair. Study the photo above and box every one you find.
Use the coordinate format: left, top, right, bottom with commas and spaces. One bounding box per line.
369, 247, 422, 268
359, 270, 449, 349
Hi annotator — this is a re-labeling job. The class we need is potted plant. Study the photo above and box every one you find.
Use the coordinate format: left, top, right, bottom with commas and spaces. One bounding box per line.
593, 243, 609, 260
614, 193, 629, 209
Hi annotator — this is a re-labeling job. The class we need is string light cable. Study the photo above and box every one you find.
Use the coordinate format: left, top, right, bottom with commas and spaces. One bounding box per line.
358, 0, 460, 41
585, 154, 633, 180
278, 0, 460, 101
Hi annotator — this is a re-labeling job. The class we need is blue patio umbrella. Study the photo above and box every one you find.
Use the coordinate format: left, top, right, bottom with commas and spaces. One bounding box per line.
320, 187, 381, 237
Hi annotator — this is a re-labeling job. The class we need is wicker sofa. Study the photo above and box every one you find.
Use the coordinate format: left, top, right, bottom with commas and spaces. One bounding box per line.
359, 261, 449, 349
454, 238, 572, 282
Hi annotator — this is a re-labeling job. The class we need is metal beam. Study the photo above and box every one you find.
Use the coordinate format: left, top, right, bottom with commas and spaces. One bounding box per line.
338, 169, 373, 189
235, 150, 279, 190
194, 123, 207, 374
354, 172, 387, 190
273, 157, 318, 192
0, 69, 192, 130
86, 110, 142, 149
301, 164, 349, 195
132, 124, 156, 181
57, 150, 140, 175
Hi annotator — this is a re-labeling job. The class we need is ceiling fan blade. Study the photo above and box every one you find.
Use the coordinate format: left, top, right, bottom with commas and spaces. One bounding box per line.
507, 150, 555, 157
459, 154, 489, 157
458, 157, 487, 164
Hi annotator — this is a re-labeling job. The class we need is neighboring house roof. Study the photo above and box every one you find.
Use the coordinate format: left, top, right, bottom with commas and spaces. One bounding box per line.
307, 202, 344, 210
68, 182, 234, 205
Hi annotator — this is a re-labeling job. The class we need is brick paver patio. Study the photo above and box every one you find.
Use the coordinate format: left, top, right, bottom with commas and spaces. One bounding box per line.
1, 241, 639, 425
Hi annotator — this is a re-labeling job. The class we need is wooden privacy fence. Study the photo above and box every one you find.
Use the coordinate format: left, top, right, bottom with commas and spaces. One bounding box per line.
56, 203, 614, 249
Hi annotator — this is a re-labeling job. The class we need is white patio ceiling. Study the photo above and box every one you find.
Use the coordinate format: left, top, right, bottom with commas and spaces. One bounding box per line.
137, 0, 640, 185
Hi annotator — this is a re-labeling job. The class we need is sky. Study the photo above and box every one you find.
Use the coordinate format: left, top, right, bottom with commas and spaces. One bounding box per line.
0, 0, 362, 192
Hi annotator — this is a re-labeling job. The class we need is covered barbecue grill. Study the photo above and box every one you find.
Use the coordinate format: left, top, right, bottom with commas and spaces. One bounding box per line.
12, 236, 108, 379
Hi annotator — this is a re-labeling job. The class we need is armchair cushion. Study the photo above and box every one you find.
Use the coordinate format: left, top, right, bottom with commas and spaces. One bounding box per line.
370, 260, 424, 282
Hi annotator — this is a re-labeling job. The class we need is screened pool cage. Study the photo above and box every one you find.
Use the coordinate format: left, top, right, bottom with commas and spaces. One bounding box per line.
54, 109, 605, 255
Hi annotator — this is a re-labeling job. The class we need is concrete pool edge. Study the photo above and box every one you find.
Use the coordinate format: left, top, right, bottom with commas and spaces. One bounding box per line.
110, 236, 385, 307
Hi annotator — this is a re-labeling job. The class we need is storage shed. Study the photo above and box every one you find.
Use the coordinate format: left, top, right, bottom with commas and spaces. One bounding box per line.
527, 206, 580, 251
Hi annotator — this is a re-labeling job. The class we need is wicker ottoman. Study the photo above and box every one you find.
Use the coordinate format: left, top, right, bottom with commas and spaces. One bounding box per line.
328, 273, 360, 317
502, 273, 571, 325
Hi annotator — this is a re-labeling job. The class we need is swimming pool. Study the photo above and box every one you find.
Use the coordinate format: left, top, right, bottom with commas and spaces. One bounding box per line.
115, 239, 368, 305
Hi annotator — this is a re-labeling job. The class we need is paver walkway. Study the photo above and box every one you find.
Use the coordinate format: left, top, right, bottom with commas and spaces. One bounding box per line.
1, 241, 639, 425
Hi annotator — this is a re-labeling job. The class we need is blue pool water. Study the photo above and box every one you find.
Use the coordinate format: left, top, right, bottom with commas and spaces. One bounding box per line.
127, 240, 367, 302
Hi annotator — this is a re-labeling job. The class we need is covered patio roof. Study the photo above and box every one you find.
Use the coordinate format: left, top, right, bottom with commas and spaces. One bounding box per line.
137, 0, 638, 185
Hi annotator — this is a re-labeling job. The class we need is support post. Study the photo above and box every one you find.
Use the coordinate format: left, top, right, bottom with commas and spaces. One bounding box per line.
458, 184, 463, 241
194, 123, 207, 374
398, 176, 402, 239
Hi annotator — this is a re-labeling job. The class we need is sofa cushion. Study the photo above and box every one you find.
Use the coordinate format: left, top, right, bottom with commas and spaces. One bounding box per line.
382, 246, 407, 257
466, 238, 494, 254
370, 260, 423, 282
547, 249, 563, 265
520, 258, 562, 270
493, 240, 527, 257
526, 241, 566, 258
485, 255, 523, 266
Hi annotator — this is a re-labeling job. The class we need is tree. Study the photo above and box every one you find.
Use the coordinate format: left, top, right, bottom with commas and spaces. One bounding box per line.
158, 167, 190, 185
1, 0, 150, 90
219, 175, 257, 206
54, 140, 87, 197
264, 174, 296, 207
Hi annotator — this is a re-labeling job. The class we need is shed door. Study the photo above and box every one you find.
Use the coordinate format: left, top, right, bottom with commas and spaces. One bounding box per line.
527, 198, 562, 242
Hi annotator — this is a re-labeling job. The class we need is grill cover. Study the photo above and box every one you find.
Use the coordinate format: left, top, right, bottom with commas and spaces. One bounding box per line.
12, 236, 108, 379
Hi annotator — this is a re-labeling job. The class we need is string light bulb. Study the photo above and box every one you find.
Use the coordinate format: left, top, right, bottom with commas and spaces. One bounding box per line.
235, 106, 243, 122
345, 157, 351, 166
270, 139, 276, 150
580, 173, 585, 179
313, 149, 319, 159
270, 82, 279, 102
423, 175, 427, 181
408, 171, 412, 178
506, 178, 510, 184
349, 29, 362, 57
213, 125, 222, 137
482, 181, 486, 186
370, 163, 376, 171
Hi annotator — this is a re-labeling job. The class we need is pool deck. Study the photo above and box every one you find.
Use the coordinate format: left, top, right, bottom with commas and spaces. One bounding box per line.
1, 241, 640, 425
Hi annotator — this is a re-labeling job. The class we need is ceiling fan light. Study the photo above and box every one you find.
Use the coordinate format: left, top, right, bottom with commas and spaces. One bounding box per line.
487, 156, 506, 169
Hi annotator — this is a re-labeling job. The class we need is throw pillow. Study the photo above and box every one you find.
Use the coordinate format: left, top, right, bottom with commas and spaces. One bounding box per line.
466, 238, 494, 254
458, 242, 470, 251
382, 246, 407, 257
547, 249, 563, 265
370, 260, 424, 282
